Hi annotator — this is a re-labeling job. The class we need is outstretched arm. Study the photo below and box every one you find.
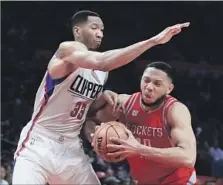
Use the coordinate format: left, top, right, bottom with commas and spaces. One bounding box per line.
48, 23, 190, 79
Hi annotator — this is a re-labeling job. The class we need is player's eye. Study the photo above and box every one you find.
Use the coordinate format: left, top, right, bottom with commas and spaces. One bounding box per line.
155, 82, 161, 87
144, 78, 150, 83
91, 24, 98, 29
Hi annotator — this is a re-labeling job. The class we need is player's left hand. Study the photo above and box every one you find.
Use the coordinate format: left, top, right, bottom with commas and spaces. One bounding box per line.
106, 127, 141, 159
153, 22, 190, 45
91, 122, 105, 148
104, 90, 124, 113
103, 90, 118, 107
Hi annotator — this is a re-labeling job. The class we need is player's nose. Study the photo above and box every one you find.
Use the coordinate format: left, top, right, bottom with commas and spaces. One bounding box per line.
96, 30, 103, 39
145, 83, 154, 91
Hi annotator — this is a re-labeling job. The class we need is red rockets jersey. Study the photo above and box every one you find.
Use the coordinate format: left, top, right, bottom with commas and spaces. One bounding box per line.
120, 92, 196, 185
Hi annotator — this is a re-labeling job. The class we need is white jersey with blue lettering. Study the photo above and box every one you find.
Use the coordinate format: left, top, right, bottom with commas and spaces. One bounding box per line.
31, 67, 107, 136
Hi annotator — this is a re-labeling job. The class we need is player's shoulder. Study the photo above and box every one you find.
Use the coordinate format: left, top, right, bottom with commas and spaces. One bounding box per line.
127, 92, 141, 102
166, 100, 192, 129
125, 92, 141, 101
119, 93, 131, 99
166, 95, 187, 109
170, 101, 190, 113
167, 100, 191, 121
59, 41, 87, 52
118, 93, 131, 105
165, 95, 178, 102
119, 92, 140, 112
164, 95, 190, 116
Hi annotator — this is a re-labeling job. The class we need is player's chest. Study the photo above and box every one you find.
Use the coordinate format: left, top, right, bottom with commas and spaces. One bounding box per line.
67, 70, 105, 101
123, 112, 171, 147
123, 109, 165, 138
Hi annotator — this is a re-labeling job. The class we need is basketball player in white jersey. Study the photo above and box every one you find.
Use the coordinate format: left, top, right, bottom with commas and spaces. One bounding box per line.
13, 9, 190, 185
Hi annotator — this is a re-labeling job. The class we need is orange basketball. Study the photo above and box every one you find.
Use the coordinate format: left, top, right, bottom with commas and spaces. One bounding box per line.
93, 121, 128, 162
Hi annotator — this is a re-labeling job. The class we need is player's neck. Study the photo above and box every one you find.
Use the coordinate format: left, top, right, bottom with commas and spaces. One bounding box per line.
74, 39, 92, 51
140, 101, 163, 113
140, 95, 166, 113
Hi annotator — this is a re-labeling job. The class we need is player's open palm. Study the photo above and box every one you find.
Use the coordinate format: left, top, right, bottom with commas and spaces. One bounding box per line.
106, 127, 141, 159
154, 22, 190, 45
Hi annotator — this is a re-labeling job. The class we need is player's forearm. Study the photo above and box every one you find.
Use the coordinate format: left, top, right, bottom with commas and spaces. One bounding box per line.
84, 119, 98, 143
95, 37, 158, 71
138, 145, 195, 168
87, 94, 107, 118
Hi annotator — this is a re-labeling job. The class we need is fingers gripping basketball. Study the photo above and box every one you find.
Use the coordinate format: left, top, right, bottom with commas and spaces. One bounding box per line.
93, 121, 128, 162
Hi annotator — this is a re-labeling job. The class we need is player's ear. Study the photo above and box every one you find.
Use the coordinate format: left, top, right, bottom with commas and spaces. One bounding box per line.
73, 26, 81, 37
167, 84, 174, 95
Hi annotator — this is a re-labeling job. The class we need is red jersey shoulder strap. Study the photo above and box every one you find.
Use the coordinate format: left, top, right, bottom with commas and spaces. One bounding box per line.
162, 96, 178, 139
123, 92, 140, 116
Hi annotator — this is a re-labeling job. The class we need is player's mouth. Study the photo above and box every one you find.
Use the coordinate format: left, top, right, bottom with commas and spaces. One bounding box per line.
145, 93, 152, 98
95, 40, 101, 44
145, 94, 153, 100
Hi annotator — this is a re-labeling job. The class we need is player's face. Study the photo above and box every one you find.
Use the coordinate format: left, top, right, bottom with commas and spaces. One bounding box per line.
79, 16, 104, 50
140, 67, 174, 104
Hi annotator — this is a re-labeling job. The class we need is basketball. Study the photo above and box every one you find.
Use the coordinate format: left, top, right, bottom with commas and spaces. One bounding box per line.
93, 121, 128, 162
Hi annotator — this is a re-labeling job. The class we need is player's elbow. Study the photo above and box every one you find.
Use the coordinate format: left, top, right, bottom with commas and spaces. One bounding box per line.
99, 65, 111, 72
181, 152, 196, 168
182, 157, 195, 168
83, 119, 97, 143
178, 145, 196, 168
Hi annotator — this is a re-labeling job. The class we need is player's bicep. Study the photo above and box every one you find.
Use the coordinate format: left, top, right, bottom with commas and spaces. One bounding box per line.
168, 102, 197, 164
47, 56, 72, 79
47, 41, 82, 79
170, 126, 196, 158
61, 42, 106, 71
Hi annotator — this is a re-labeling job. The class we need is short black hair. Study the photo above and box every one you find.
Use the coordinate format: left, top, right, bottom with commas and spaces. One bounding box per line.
145, 61, 174, 82
70, 10, 100, 28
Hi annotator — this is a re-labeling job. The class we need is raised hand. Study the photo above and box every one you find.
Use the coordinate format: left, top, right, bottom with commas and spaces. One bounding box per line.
153, 22, 190, 45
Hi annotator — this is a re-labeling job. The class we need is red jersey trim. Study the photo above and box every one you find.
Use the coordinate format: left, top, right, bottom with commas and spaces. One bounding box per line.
15, 82, 49, 158
124, 92, 139, 117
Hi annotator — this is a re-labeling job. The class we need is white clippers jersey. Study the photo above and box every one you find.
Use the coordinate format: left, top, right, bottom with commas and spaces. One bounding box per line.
27, 67, 108, 138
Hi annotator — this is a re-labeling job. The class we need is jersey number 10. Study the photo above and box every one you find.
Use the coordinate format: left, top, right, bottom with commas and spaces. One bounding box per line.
136, 137, 151, 147
70, 102, 87, 120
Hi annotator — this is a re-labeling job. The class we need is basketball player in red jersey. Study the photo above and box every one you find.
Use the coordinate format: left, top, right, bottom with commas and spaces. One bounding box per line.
89, 62, 197, 185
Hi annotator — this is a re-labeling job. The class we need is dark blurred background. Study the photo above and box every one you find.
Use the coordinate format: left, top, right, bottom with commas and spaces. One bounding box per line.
1, 1, 223, 185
